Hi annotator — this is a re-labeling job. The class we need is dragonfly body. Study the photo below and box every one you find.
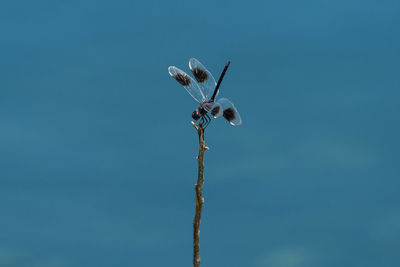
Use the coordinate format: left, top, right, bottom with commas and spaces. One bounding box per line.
168, 58, 242, 127
195, 100, 213, 117
192, 100, 215, 125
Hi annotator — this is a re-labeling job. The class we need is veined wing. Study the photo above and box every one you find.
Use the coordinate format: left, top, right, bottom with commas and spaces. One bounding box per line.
189, 58, 217, 100
168, 66, 205, 103
203, 102, 223, 118
216, 98, 242, 126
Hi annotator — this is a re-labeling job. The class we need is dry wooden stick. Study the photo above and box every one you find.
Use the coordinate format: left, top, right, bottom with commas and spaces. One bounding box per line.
191, 121, 209, 267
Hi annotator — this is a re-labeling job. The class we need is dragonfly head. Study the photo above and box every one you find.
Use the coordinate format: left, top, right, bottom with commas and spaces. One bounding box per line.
192, 109, 201, 121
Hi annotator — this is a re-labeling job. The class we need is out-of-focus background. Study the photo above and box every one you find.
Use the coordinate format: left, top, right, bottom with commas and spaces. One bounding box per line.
1, 1, 399, 266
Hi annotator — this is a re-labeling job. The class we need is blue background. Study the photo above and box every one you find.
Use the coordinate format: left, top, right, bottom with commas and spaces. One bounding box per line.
1, 1, 400, 266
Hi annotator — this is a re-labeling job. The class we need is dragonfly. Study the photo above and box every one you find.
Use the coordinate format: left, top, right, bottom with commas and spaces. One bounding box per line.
168, 58, 242, 127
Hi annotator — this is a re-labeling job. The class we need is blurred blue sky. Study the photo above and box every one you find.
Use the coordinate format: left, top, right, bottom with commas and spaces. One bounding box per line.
1, 0, 400, 266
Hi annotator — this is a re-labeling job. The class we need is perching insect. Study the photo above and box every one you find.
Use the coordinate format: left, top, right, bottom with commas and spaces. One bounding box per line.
168, 58, 242, 127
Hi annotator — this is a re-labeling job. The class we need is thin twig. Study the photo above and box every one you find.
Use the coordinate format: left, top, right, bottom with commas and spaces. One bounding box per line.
191, 121, 209, 267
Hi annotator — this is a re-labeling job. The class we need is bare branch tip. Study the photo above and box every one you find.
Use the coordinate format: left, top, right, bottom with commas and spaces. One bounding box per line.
191, 121, 199, 130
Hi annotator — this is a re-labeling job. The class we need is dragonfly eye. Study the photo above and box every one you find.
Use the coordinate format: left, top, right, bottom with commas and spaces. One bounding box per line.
192, 110, 201, 121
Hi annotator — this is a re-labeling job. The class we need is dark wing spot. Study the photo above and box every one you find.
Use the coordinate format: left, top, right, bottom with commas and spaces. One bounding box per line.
173, 73, 191, 86
211, 105, 220, 117
223, 107, 236, 122
191, 67, 208, 83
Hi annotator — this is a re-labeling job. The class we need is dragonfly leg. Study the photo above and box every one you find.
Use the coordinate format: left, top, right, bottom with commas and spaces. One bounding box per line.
200, 116, 206, 127
204, 114, 211, 129
199, 116, 205, 127
200, 116, 206, 128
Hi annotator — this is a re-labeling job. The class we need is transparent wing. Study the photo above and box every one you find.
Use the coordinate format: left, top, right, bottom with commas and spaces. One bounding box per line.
203, 102, 223, 118
216, 98, 242, 126
189, 58, 217, 100
168, 66, 205, 103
